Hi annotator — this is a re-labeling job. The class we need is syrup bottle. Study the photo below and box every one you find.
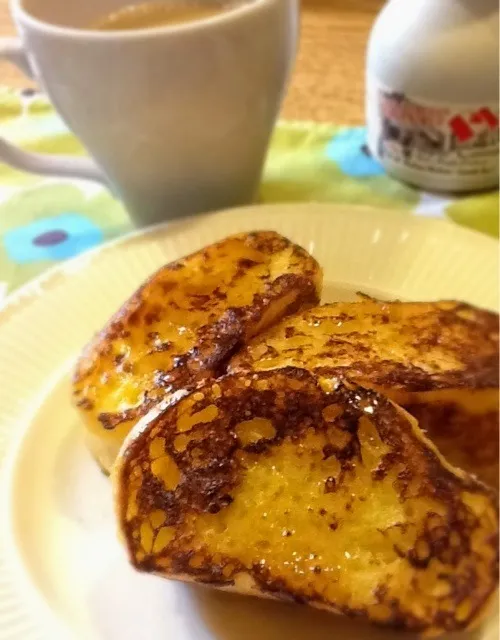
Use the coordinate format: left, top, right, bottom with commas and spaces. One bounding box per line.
366, 0, 499, 192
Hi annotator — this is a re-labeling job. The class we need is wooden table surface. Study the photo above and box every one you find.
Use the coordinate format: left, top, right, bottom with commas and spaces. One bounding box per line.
0, 0, 383, 125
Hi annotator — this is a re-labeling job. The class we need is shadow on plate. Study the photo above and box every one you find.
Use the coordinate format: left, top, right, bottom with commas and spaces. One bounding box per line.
189, 585, 485, 640
52, 411, 113, 531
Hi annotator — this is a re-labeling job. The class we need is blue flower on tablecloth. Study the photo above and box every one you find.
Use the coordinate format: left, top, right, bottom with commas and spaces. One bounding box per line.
3, 213, 103, 263
326, 127, 385, 177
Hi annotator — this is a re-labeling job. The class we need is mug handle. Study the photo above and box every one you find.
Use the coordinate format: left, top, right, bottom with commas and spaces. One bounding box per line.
0, 38, 108, 185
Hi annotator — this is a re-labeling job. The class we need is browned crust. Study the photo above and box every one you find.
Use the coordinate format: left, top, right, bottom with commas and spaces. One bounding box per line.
72, 231, 322, 471
311, 358, 499, 392
114, 368, 499, 636
229, 299, 499, 490
74, 231, 321, 388
406, 401, 499, 492
229, 300, 499, 392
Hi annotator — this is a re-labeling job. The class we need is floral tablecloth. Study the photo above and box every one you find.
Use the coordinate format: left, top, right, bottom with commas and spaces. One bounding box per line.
0, 87, 497, 304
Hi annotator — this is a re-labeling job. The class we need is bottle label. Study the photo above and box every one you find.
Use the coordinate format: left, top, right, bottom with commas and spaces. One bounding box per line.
367, 78, 499, 189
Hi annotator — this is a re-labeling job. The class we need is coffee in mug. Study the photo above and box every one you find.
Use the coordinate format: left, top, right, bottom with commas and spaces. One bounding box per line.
93, 1, 250, 31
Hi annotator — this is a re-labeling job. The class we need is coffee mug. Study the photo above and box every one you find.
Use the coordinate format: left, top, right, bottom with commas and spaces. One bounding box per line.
0, 0, 298, 226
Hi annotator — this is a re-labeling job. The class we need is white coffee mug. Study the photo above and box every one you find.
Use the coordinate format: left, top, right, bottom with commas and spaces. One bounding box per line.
0, 0, 299, 225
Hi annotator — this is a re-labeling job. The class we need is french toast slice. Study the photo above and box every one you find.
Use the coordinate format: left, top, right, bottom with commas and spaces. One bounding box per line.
229, 300, 499, 489
73, 232, 321, 473
114, 368, 499, 636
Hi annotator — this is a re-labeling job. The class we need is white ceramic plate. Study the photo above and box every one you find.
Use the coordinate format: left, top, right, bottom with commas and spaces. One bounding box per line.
0, 204, 497, 640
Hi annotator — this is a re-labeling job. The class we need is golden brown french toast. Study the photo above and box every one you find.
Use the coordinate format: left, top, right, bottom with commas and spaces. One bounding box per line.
229, 300, 499, 489
114, 368, 499, 636
73, 232, 321, 473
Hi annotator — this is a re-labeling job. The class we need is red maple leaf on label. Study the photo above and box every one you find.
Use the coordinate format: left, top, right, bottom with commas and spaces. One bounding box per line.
470, 108, 498, 128
477, 108, 498, 129
449, 115, 474, 141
